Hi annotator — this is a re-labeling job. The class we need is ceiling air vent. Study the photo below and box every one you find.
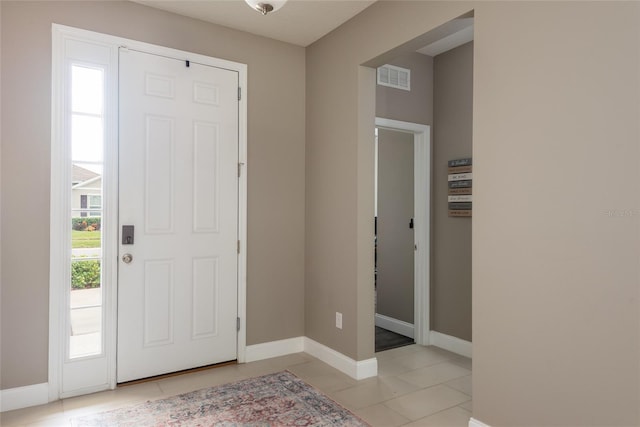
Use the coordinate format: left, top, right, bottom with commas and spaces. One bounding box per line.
377, 64, 410, 91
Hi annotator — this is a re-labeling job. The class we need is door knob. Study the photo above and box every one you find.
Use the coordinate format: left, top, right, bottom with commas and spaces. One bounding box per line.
122, 253, 133, 264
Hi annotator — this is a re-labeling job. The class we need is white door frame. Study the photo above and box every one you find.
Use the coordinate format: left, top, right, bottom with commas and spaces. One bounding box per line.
49, 24, 248, 400
375, 118, 430, 345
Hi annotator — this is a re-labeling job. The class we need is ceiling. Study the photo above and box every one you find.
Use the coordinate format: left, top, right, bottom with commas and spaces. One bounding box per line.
133, 0, 376, 47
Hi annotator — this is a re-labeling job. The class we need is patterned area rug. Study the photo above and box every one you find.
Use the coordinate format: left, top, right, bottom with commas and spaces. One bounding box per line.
72, 371, 369, 426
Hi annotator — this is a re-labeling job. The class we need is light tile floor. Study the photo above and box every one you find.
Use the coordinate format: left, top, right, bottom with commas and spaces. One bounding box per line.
1, 344, 471, 426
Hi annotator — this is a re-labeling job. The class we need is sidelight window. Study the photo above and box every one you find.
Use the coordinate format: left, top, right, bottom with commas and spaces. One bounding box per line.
69, 64, 105, 359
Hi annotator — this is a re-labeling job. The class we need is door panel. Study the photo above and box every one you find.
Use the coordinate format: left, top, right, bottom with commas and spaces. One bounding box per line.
376, 129, 415, 326
144, 116, 174, 233
117, 49, 238, 383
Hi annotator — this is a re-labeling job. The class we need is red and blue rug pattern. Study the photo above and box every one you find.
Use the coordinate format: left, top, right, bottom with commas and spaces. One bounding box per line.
73, 371, 369, 426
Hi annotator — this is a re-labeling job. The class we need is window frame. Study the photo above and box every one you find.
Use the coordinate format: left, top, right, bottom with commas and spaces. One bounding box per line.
50, 25, 119, 399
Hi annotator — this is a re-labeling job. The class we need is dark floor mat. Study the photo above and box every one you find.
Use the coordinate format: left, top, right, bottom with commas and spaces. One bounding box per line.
375, 326, 414, 353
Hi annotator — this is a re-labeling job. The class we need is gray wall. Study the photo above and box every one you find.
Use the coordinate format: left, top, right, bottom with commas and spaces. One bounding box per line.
376, 129, 414, 324
307, 1, 639, 425
0, 0, 305, 390
432, 41, 473, 342
376, 52, 433, 125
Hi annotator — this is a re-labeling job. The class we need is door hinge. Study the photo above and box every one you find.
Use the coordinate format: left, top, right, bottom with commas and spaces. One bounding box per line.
238, 163, 242, 178
238, 87, 241, 101
237, 240, 241, 254
237, 317, 241, 331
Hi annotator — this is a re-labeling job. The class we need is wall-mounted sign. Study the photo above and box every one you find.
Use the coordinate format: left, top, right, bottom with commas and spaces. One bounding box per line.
448, 158, 472, 217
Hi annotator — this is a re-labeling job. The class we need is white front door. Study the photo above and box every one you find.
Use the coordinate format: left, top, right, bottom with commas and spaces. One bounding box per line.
117, 49, 239, 383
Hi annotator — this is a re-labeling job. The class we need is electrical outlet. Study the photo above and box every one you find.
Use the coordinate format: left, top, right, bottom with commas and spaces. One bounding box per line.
336, 312, 343, 329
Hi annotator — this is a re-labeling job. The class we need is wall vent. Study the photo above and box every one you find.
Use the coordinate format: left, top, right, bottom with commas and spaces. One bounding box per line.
377, 64, 410, 91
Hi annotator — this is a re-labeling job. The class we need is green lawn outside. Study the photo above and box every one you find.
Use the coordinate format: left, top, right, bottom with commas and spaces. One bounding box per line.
72, 230, 102, 248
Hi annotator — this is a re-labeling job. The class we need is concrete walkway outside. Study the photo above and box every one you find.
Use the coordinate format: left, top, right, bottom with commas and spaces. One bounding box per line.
72, 248, 102, 258
70, 288, 102, 358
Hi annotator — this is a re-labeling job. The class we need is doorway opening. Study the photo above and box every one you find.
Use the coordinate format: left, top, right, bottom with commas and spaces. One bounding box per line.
374, 118, 430, 352
368, 13, 474, 358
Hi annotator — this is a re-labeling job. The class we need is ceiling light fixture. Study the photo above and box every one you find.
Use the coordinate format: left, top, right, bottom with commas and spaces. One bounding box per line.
244, 0, 287, 15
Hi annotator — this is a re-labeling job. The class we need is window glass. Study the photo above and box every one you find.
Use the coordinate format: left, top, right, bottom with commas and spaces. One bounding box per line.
69, 64, 104, 359
71, 66, 103, 115
71, 115, 103, 163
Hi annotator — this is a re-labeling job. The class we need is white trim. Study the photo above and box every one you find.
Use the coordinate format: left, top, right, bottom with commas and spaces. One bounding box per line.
413, 124, 431, 346
243, 336, 377, 380
245, 337, 305, 363
49, 24, 65, 402
103, 35, 120, 394
430, 330, 472, 359
374, 313, 414, 339
50, 24, 121, 401
303, 338, 378, 380
469, 417, 491, 427
236, 59, 248, 364
0, 383, 49, 412
375, 118, 431, 346
50, 24, 248, 400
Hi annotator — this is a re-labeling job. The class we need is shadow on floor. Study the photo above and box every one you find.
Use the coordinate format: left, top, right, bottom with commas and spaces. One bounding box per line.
375, 326, 414, 353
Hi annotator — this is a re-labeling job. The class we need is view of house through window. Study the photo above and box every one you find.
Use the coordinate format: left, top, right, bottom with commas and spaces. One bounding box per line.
70, 64, 105, 359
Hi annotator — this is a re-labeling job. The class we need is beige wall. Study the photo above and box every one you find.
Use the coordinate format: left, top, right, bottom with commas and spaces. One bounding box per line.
472, 3, 639, 424
376, 129, 414, 324
306, 0, 472, 363
376, 52, 433, 125
0, 0, 305, 390
307, 1, 639, 425
432, 42, 473, 342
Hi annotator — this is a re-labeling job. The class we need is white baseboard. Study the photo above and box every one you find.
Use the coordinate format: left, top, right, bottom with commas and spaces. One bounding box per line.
243, 336, 378, 381
303, 337, 377, 380
3, 336, 372, 412
469, 417, 491, 427
244, 336, 305, 363
430, 330, 472, 358
375, 313, 414, 339
1, 383, 49, 412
